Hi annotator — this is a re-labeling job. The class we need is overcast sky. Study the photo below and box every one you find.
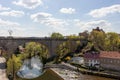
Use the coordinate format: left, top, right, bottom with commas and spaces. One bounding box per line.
0, 0, 120, 37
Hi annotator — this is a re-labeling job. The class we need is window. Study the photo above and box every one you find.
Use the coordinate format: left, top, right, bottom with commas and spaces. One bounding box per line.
118, 60, 119, 64
111, 60, 112, 63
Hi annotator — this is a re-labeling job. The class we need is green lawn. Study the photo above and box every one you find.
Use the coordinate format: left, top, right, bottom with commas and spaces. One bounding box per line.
16, 69, 64, 80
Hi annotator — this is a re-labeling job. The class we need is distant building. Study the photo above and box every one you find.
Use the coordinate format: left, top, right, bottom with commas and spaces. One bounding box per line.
79, 30, 89, 39
92, 27, 104, 32
100, 51, 120, 71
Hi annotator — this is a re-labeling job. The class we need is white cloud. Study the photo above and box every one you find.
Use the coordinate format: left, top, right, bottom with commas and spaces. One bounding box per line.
31, 12, 68, 31
89, 4, 120, 18
13, 0, 43, 9
74, 20, 111, 31
0, 18, 27, 36
0, 10, 24, 17
0, 18, 20, 27
0, 4, 10, 11
31, 12, 52, 22
60, 8, 76, 14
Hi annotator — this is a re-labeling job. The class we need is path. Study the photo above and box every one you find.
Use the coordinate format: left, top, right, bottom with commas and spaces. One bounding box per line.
0, 57, 8, 80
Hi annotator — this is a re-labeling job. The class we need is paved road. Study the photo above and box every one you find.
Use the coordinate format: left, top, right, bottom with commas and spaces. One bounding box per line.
0, 57, 8, 80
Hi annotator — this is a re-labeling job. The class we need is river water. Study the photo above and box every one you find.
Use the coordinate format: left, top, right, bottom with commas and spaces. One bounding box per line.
17, 56, 43, 79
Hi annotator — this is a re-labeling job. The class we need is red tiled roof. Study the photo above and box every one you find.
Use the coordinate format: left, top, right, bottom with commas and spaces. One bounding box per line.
100, 51, 120, 59
84, 52, 99, 59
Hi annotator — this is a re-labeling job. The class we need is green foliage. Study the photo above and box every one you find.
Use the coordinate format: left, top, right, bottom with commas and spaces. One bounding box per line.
56, 40, 79, 62
7, 58, 13, 75
67, 34, 80, 39
89, 30, 106, 50
51, 32, 64, 39
7, 54, 22, 79
105, 32, 120, 51
24, 42, 49, 61
7, 42, 49, 80
86, 30, 120, 52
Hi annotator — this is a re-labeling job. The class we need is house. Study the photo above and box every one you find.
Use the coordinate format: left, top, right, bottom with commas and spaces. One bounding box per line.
100, 51, 120, 71
84, 51, 120, 71
84, 51, 100, 68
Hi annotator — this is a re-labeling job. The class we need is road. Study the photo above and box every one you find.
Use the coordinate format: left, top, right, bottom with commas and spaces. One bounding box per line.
0, 57, 8, 80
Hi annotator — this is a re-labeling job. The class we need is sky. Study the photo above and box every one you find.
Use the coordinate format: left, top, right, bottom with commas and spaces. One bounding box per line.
0, 0, 120, 37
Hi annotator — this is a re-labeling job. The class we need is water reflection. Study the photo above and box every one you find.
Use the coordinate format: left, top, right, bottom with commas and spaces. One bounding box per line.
17, 56, 43, 79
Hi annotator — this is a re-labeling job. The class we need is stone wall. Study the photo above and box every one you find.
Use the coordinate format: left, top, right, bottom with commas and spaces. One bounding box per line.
0, 37, 87, 57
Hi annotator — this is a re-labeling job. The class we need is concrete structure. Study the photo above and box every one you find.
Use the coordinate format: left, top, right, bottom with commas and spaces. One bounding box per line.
68, 57, 84, 65
0, 37, 87, 57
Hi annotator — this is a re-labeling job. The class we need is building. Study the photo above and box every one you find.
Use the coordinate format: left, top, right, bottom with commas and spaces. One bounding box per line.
100, 51, 120, 71
84, 51, 120, 71
92, 27, 104, 32
84, 51, 100, 67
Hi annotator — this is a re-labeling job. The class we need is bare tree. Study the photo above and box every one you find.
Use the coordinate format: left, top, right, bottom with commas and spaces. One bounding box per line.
8, 30, 13, 36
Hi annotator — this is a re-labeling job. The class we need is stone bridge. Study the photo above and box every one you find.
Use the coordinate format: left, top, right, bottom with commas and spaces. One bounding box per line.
0, 37, 87, 57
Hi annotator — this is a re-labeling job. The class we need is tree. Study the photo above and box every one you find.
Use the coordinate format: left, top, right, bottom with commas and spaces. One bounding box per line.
105, 32, 120, 51
82, 42, 100, 53
51, 32, 64, 39
67, 34, 80, 39
56, 40, 79, 63
89, 30, 106, 50
24, 42, 49, 63
7, 54, 22, 80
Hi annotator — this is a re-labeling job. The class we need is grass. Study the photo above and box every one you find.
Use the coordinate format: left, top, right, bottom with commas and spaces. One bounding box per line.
16, 69, 64, 80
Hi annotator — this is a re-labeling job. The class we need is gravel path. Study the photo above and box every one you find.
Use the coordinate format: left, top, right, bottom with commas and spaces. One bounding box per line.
0, 57, 8, 80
